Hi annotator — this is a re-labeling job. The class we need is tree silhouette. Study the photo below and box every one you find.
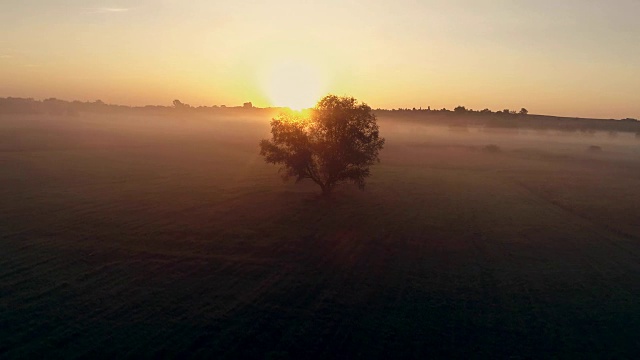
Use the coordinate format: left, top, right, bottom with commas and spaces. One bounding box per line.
454, 106, 467, 113
173, 99, 190, 109
260, 95, 385, 196
519, 108, 529, 115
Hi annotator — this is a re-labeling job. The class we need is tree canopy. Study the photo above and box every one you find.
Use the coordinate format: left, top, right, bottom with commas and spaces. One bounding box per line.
259, 95, 385, 196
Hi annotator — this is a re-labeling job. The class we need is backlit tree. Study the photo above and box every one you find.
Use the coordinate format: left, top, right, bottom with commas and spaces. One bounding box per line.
259, 95, 385, 196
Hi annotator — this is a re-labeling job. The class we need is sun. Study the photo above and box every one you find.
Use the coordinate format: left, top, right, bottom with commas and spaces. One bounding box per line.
263, 59, 325, 110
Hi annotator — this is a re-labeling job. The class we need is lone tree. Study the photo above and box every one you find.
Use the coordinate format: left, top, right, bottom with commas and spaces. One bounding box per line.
259, 95, 385, 196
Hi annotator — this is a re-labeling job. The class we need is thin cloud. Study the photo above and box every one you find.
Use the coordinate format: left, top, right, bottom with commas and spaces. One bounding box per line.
85, 7, 132, 14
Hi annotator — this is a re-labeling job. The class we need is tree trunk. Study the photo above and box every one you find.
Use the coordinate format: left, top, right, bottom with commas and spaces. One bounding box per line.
319, 183, 333, 197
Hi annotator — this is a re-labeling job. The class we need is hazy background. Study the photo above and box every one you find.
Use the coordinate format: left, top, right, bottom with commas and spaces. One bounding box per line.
1, 0, 639, 118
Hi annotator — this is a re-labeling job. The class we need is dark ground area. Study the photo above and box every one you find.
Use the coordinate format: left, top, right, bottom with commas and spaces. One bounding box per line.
1, 114, 639, 358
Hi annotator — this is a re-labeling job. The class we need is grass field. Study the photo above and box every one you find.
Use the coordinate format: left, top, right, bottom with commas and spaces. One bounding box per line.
1, 113, 639, 358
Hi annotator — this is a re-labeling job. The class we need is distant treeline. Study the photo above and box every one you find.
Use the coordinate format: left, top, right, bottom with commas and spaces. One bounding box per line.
1, 97, 639, 134
375, 106, 640, 134
0, 97, 276, 117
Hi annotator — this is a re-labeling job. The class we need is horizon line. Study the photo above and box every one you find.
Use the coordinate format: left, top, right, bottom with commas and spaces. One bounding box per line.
0, 96, 637, 121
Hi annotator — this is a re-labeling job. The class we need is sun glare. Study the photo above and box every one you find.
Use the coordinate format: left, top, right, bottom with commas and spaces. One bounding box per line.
263, 59, 325, 110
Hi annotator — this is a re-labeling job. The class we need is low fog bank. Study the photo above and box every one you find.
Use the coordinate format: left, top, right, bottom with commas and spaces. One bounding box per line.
0, 111, 272, 153
378, 115, 640, 165
2, 112, 639, 157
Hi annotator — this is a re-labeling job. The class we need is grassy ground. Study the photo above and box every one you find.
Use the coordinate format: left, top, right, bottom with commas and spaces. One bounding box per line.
1, 113, 639, 358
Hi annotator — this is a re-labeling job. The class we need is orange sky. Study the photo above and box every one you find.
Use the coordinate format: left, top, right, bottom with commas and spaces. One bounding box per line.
1, 0, 639, 118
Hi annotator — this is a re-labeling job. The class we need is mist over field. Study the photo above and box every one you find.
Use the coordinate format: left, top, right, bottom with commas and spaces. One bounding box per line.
2, 111, 639, 358
4, 0, 640, 357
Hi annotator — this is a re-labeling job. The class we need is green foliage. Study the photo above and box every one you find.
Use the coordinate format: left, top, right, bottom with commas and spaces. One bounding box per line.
260, 95, 385, 195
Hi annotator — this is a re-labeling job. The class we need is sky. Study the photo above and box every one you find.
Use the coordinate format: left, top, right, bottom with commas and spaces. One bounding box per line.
1, 0, 639, 118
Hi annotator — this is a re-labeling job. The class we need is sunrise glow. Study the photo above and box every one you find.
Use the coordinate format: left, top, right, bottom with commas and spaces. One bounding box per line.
0, 0, 639, 118
263, 59, 326, 110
